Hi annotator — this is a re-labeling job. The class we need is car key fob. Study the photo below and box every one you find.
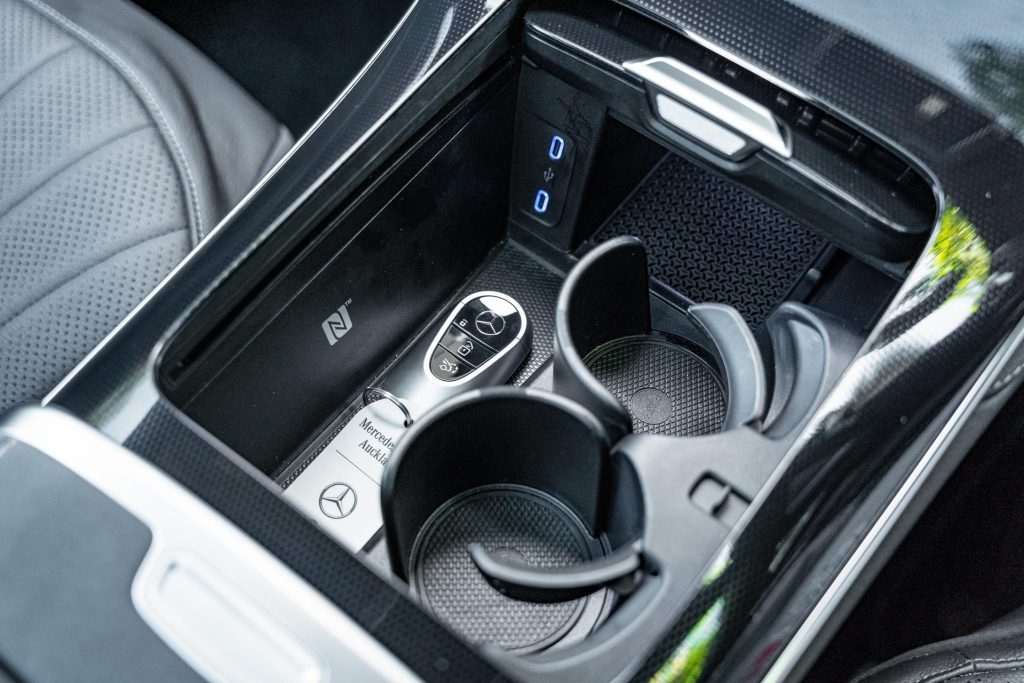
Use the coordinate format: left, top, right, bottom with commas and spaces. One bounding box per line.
425, 292, 530, 384
381, 291, 531, 418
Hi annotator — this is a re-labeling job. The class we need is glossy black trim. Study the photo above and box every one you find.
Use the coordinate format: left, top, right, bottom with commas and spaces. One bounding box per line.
523, 3, 938, 266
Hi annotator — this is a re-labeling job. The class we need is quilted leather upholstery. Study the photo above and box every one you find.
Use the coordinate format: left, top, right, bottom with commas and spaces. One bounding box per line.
0, 0, 292, 412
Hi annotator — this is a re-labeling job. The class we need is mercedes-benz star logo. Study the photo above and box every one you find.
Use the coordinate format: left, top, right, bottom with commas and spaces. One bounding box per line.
319, 482, 357, 519
474, 309, 505, 337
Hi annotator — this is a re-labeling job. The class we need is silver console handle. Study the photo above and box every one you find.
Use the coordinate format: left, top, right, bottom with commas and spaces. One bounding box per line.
624, 56, 792, 159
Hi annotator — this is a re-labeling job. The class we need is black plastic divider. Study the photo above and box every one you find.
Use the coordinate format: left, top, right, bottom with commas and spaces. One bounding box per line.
383, 388, 618, 572
359, 233, 860, 676
491, 238, 864, 682
144, 33, 879, 679
554, 237, 653, 439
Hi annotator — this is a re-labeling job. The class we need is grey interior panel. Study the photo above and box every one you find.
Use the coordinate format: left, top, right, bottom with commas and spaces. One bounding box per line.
0, 440, 201, 683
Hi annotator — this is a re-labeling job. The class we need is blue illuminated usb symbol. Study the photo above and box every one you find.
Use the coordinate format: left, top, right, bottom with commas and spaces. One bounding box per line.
548, 135, 565, 161
533, 189, 550, 214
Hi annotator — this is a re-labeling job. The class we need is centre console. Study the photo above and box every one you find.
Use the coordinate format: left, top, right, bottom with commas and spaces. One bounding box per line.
146, 5, 917, 676
21, 0, 1020, 681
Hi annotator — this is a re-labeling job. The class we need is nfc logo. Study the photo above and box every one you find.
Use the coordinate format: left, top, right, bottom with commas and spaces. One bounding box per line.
322, 300, 353, 346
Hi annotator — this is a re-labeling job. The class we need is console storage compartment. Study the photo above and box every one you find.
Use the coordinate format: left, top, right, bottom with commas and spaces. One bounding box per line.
152, 28, 924, 679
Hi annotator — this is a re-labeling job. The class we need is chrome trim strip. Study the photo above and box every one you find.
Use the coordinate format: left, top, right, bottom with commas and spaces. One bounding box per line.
0, 406, 421, 683
763, 314, 1024, 683
526, 11, 940, 212
624, 56, 791, 157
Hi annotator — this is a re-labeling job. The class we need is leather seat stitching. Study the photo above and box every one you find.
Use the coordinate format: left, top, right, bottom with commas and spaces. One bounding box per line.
944, 664, 1024, 681
0, 123, 154, 225
852, 649, 960, 682
18, 0, 206, 242
906, 659, 971, 683
0, 226, 186, 332
858, 634, 1024, 682
971, 655, 1024, 665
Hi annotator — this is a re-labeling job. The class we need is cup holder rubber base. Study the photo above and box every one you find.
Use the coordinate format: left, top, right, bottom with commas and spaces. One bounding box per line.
409, 484, 609, 653
585, 335, 726, 437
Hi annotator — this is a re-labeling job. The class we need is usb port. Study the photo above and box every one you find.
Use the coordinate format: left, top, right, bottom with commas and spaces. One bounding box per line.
533, 189, 550, 214
548, 135, 565, 161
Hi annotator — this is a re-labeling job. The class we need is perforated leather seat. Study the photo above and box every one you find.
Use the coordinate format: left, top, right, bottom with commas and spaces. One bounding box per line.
0, 0, 292, 412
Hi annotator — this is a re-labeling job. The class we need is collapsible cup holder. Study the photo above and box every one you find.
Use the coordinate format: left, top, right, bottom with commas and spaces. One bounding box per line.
381, 387, 645, 653
554, 236, 767, 440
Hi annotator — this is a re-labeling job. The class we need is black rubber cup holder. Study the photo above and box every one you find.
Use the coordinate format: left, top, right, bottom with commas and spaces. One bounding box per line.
382, 388, 645, 653
555, 236, 767, 441
584, 333, 726, 436
409, 485, 601, 652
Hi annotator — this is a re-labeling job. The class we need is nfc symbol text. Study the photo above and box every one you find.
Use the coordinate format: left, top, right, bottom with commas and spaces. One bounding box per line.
322, 300, 353, 346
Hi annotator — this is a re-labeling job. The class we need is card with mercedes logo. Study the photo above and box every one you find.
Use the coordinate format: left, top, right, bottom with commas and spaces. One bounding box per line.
284, 399, 407, 550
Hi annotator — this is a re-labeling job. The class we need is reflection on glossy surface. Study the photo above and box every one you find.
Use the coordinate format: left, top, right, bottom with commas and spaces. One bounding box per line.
789, 2, 1024, 138
619, 0, 1024, 679
52, 0, 517, 418
928, 205, 991, 307
817, 207, 991, 422
789, 1, 1024, 112
651, 598, 724, 683
957, 42, 1024, 136
701, 544, 733, 586
45, 0, 1024, 678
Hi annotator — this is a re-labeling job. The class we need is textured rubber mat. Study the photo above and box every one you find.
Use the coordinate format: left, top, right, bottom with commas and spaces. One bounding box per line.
467, 244, 563, 385
586, 336, 726, 436
596, 154, 826, 327
410, 485, 604, 653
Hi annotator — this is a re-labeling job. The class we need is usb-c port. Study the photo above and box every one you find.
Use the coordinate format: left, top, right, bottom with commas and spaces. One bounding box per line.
548, 135, 565, 161
533, 189, 550, 214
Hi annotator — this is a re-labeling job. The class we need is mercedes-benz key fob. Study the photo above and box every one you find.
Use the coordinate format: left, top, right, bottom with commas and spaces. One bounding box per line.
374, 291, 531, 420
425, 292, 529, 384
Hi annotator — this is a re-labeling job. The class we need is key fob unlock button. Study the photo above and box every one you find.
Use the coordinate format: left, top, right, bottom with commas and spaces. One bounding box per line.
439, 324, 494, 367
